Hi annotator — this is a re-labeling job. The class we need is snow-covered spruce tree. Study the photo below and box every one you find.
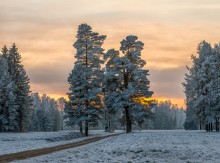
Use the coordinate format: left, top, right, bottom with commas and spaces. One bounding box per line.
183, 41, 217, 130
0, 50, 8, 131
29, 93, 63, 132
183, 55, 200, 130
65, 24, 106, 136
0, 47, 18, 132
104, 36, 153, 133
7, 44, 32, 132
57, 97, 65, 130
41, 94, 54, 131
29, 93, 42, 131
103, 49, 122, 132
49, 98, 63, 131
64, 64, 85, 133
1, 45, 8, 58
209, 44, 220, 131
152, 101, 186, 129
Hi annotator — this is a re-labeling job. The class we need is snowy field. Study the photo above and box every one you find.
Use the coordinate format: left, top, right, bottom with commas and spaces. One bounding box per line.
12, 130, 220, 163
0, 130, 122, 155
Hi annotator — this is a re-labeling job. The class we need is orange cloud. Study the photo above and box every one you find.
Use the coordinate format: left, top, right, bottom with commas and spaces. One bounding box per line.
1, 0, 220, 108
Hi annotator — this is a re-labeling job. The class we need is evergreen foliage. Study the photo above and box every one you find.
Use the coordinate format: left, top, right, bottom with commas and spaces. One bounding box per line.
183, 41, 220, 131
104, 36, 153, 133
0, 44, 32, 132
29, 93, 63, 131
65, 24, 106, 136
152, 101, 186, 129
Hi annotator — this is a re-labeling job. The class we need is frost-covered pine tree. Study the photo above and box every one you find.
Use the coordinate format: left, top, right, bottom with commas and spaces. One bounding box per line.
183, 41, 218, 130
0, 51, 8, 131
104, 36, 153, 133
29, 93, 42, 131
65, 64, 85, 133
65, 24, 106, 136
57, 97, 65, 130
1, 45, 8, 59
0, 48, 18, 132
103, 49, 122, 132
29, 93, 63, 131
209, 44, 220, 131
41, 94, 53, 131
152, 101, 186, 129
7, 44, 32, 132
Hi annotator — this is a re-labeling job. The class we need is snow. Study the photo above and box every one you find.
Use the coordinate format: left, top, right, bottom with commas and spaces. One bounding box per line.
11, 130, 220, 163
0, 130, 123, 155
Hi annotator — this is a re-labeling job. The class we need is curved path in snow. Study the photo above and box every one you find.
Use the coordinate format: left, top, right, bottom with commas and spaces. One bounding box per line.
0, 133, 123, 163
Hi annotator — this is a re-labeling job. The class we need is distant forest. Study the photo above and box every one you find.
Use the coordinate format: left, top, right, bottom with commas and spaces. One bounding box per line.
0, 24, 185, 134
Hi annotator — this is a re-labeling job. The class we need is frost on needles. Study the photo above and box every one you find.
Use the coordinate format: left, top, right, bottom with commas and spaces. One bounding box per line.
65, 24, 154, 135
0, 44, 32, 132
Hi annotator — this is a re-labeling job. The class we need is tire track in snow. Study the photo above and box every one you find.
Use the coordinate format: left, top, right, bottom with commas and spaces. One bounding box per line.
0, 133, 124, 163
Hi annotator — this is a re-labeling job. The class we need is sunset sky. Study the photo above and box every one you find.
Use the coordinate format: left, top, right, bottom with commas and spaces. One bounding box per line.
1, 0, 220, 108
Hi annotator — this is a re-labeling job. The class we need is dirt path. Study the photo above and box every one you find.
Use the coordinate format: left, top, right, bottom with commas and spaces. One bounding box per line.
0, 133, 123, 163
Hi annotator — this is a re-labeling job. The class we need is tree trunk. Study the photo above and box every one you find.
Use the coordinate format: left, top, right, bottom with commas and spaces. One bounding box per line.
217, 118, 220, 132
209, 123, 211, 131
105, 110, 109, 132
109, 119, 111, 131
125, 106, 131, 133
199, 122, 201, 130
80, 121, 83, 134
85, 120, 88, 136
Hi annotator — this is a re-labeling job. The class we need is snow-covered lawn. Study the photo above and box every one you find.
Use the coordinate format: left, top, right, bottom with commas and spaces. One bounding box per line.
0, 130, 122, 155
13, 130, 220, 163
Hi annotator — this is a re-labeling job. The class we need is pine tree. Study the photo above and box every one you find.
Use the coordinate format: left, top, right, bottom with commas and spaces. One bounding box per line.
65, 64, 86, 133
5, 81, 18, 131
0, 55, 9, 131
151, 101, 186, 129
29, 93, 42, 131
7, 43, 32, 132
29, 93, 63, 132
65, 24, 106, 136
57, 97, 65, 130
104, 36, 153, 133
1, 45, 8, 59
0, 49, 18, 132
103, 49, 121, 132
183, 41, 219, 130
210, 44, 220, 131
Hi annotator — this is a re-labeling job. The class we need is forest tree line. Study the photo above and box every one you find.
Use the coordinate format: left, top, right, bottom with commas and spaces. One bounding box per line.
0, 24, 186, 133
0, 44, 32, 132
0, 44, 64, 132
98, 100, 185, 130
29, 93, 64, 132
64, 23, 185, 136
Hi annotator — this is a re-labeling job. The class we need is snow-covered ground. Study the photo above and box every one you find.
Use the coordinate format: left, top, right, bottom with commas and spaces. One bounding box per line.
13, 130, 220, 163
0, 130, 122, 155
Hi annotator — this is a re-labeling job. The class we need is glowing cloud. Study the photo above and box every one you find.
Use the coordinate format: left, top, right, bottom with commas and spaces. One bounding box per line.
1, 0, 220, 108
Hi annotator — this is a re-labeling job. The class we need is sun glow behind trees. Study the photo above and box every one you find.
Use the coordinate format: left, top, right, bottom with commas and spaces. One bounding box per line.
4, 0, 220, 108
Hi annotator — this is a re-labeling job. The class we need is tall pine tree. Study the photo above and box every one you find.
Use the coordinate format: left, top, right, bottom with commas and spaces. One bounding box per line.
65, 24, 106, 136
104, 36, 153, 133
183, 41, 220, 131
7, 44, 32, 132
0, 46, 18, 131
